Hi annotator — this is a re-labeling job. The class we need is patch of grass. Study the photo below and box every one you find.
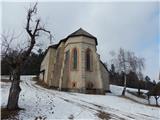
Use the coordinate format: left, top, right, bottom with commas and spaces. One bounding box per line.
121, 96, 160, 108
32, 76, 39, 81
1, 79, 12, 83
96, 110, 111, 120
35, 116, 47, 120
1, 79, 22, 83
68, 114, 74, 120
35, 80, 59, 90
127, 90, 146, 99
1, 107, 24, 120
35, 80, 50, 89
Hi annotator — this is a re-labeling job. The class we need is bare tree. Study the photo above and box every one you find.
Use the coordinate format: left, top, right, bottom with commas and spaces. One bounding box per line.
117, 48, 130, 96
2, 3, 52, 110
147, 82, 160, 106
1, 32, 17, 81
110, 48, 145, 96
136, 58, 145, 95
127, 52, 145, 95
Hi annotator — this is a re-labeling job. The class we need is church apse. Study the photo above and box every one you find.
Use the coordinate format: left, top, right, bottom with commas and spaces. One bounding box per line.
40, 28, 110, 94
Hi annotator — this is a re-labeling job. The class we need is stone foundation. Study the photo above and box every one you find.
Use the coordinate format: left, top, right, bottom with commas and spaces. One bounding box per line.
60, 88, 105, 95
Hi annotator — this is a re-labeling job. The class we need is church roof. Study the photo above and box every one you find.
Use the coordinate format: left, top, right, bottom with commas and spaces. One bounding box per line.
48, 28, 97, 50
68, 28, 96, 38
67, 28, 98, 45
42, 28, 100, 68
49, 44, 59, 48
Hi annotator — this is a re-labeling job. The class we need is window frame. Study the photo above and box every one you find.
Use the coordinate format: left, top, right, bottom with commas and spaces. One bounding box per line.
71, 47, 78, 70
85, 48, 93, 71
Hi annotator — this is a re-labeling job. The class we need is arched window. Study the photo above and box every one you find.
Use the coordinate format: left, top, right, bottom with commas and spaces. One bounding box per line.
72, 48, 78, 70
85, 48, 92, 71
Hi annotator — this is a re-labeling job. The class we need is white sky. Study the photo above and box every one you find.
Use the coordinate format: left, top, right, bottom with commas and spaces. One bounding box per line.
1, 0, 159, 80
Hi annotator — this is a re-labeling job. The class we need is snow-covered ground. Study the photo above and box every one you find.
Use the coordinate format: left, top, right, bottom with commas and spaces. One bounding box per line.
1, 76, 160, 120
111, 85, 159, 105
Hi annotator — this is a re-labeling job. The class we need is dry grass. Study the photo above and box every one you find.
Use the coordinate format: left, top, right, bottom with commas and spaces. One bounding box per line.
1, 79, 22, 83
127, 90, 146, 99
96, 110, 111, 120
32, 76, 39, 81
121, 96, 160, 108
35, 80, 50, 89
0, 79, 12, 83
35, 116, 47, 120
1, 107, 23, 120
68, 114, 74, 120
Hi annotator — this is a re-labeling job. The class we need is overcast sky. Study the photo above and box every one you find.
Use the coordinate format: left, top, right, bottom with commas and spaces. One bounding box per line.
1, 1, 159, 80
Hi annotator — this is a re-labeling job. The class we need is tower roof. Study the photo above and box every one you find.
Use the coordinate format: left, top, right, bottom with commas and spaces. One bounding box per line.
67, 28, 98, 45
43, 28, 98, 62
68, 28, 95, 38
49, 28, 98, 50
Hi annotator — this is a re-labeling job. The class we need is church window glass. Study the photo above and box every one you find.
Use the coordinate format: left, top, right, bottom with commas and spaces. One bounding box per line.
72, 48, 78, 70
86, 48, 92, 71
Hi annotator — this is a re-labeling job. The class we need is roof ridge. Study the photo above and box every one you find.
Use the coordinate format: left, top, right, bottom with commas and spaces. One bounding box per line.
68, 28, 96, 38
49, 28, 98, 49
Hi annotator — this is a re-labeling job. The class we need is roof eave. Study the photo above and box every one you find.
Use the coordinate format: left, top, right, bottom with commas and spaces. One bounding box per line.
67, 34, 98, 45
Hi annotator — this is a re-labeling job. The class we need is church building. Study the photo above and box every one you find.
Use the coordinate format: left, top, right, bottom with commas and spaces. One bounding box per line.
39, 28, 110, 94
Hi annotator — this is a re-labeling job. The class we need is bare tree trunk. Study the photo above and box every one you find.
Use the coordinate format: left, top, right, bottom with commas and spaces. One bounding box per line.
155, 96, 159, 106
3, 3, 52, 110
9, 71, 12, 81
138, 88, 141, 96
122, 74, 127, 96
7, 65, 21, 110
138, 81, 141, 96
147, 95, 150, 104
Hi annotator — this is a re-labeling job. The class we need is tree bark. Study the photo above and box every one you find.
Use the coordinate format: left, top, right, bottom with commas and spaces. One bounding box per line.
138, 88, 141, 96
155, 96, 159, 106
9, 71, 12, 81
4, 3, 52, 110
122, 74, 127, 96
138, 80, 141, 96
147, 95, 150, 104
7, 65, 21, 110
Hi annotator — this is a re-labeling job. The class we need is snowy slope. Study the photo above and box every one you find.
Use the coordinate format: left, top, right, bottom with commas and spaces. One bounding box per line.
1, 76, 160, 120
110, 84, 160, 105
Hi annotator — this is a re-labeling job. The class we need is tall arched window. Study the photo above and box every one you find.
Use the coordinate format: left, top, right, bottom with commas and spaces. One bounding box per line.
72, 48, 78, 70
85, 48, 92, 71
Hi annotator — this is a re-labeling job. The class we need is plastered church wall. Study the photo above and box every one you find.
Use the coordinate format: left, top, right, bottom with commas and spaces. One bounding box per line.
40, 30, 110, 94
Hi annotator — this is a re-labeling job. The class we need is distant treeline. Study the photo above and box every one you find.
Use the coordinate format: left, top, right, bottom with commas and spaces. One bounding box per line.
109, 70, 156, 90
1, 49, 44, 75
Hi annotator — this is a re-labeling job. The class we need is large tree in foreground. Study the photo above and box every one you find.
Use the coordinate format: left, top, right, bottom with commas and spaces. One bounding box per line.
2, 3, 52, 110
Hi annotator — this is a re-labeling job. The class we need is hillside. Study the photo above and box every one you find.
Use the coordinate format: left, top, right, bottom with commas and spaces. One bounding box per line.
1, 76, 160, 120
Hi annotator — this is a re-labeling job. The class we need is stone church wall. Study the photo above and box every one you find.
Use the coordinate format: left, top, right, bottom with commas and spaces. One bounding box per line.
60, 36, 105, 94
62, 37, 83, 90
100, 62, 110, 92
52, 42, 65, 88
48, 48, 56, 86
40, 48, 54, 85
40, 30, 110, 94
80, 37, 103, 90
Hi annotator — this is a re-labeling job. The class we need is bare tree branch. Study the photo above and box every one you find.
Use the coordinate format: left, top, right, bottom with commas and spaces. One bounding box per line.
23, 2, 52, 63
2, 2, 53, 110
